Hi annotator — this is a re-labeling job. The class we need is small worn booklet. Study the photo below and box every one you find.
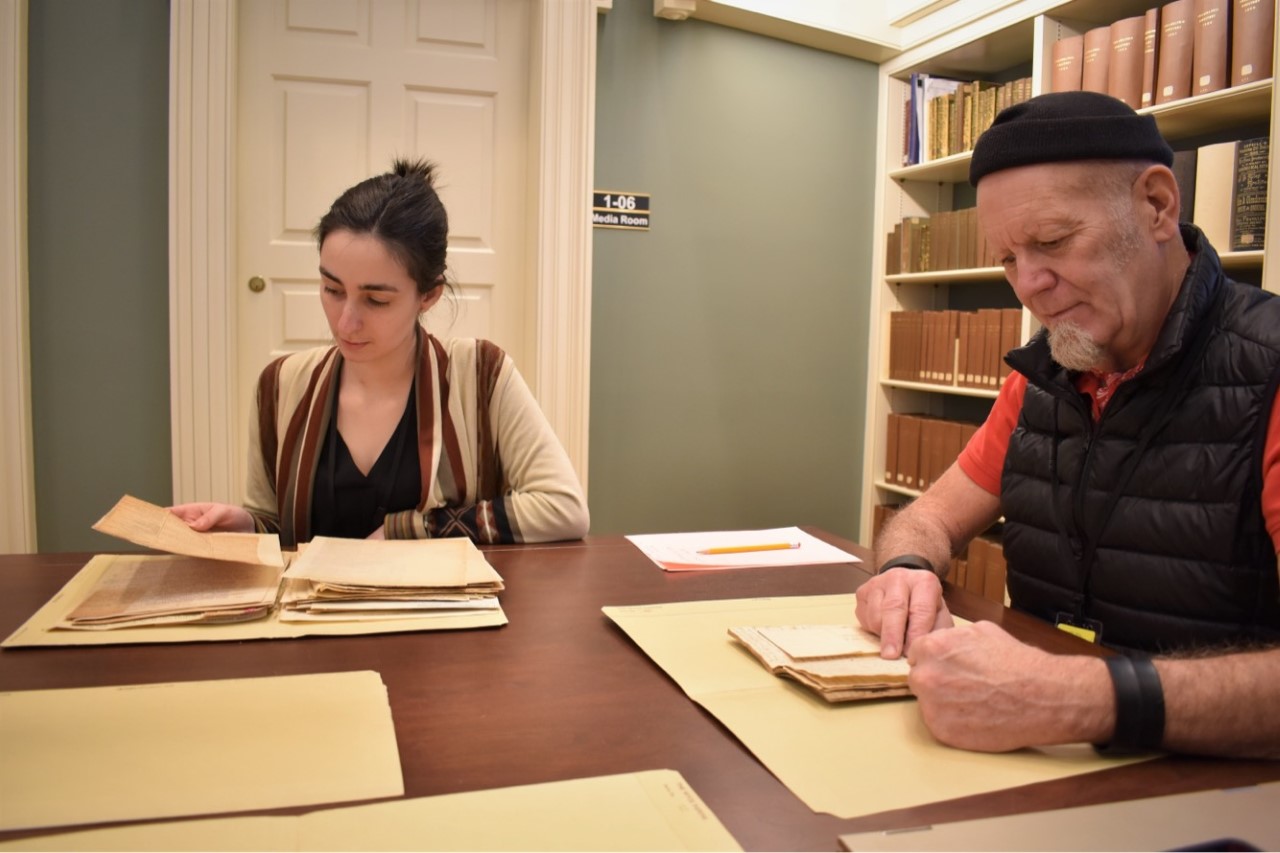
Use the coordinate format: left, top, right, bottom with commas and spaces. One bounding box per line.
728, 624, 911, 702
59, 495, 288, 630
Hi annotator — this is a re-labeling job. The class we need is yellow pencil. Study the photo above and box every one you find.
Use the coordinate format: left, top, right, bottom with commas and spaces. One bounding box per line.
697, 542, 800, 555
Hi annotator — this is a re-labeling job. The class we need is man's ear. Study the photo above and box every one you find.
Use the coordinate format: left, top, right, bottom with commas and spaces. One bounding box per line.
1136, 164, 1181, 242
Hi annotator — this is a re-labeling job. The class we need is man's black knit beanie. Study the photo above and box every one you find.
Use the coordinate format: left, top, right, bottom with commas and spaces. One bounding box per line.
969, 90, 1174, 187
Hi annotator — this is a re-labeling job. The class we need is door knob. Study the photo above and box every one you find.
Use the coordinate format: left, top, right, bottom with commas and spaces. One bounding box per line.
248, 276, 266, 293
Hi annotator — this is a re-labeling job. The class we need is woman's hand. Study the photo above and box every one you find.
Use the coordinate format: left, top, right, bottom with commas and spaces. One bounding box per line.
168, 502, 255, 533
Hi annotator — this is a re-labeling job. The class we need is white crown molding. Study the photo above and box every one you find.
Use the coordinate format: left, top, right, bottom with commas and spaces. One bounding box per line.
0, 0, 36, 553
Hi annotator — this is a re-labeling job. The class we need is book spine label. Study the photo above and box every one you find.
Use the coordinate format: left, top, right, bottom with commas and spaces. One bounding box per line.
1192, 0, 1230, 95
1142, 8, 1160, 106
1231, 137, 1269, 251
1156, 0, 1195, 104
1232, 0, 1276, 85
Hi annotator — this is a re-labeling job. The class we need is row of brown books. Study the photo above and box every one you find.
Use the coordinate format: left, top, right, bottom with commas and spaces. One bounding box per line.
955, 536, 1008, 605
871, 503, 1008, 605
1178, 136, 1269, 251
885, 209, 999, 274
885, 413, 978, 494
888, 308, 1022, 389
1050, 0, 1274, 107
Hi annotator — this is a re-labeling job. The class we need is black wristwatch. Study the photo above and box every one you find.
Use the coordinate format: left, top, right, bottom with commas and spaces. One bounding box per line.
877, 554, 936, 575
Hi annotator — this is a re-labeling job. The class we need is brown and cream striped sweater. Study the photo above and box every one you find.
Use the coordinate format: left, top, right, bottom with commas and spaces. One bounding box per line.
243, 329, 588, 546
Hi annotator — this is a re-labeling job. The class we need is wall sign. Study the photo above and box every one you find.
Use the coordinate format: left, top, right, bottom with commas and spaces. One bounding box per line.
592, 191, 650, 230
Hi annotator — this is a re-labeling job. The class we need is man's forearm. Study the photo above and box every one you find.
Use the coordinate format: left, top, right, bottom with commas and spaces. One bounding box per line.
874, 507, 956, 579
1156, 646, 1280, 758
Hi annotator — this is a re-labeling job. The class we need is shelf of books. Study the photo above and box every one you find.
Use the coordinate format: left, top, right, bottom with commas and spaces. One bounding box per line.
859, 0, 1279, 597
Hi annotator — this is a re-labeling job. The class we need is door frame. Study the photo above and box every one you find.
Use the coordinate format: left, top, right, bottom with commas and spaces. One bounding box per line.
167, 0, 605, 506
0, 0, 36, 554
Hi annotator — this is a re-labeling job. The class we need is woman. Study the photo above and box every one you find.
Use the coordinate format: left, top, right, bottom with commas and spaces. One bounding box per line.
171, 159, 588, 546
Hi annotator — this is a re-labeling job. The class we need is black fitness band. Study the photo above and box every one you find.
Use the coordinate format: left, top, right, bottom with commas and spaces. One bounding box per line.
1095, 655, 1165, 755
877, 554, 935, 575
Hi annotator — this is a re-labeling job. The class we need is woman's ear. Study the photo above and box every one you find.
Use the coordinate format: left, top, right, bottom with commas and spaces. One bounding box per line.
420, 276, 445, 312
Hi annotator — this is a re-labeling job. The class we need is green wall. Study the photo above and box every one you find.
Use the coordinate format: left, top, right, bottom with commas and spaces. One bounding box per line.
22, 0, 878, 550
589, 0, 878, 539
28, 0, 171, 552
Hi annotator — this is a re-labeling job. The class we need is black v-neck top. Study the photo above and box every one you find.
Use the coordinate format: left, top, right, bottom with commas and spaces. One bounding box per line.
310, 380, 422, 539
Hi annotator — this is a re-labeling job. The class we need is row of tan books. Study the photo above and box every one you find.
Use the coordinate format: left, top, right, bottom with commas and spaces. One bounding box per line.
1050, 0, 1274, 107
885, 209, 999, 275
904, 74, 1034, 165
1176, 136, 1269, 251
872, 503, 1008, 605
885, 413, 978, 495
888, 308, 1022, 390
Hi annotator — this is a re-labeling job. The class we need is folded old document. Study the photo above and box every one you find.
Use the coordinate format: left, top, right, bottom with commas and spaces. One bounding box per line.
93, 494, 285, 567
728, 624, 911, 702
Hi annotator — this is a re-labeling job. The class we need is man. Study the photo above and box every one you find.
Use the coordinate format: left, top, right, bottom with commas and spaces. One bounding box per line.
857, 91, 1280, 759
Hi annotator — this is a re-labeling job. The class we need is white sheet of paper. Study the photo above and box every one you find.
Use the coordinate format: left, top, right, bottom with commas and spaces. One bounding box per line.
626, 527, 861, 571
0, 671, 404, 832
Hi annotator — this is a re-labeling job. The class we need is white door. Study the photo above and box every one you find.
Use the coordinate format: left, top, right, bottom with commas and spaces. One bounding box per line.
235, 0, 531, 486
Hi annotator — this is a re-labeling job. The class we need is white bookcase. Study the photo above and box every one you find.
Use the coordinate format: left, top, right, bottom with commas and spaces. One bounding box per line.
858, 0, 1280, 545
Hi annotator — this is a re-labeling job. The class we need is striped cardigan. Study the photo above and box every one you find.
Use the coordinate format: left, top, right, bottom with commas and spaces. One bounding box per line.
244, 329, 588, 546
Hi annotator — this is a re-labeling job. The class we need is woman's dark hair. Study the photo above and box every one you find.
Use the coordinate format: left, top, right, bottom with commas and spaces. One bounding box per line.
315, 158, 449, 296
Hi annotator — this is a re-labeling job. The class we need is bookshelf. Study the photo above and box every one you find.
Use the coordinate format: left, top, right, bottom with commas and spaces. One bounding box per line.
859, 0, 1280, 547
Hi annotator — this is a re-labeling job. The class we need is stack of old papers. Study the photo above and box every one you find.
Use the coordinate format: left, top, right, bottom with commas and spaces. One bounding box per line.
58, 495, 286, 630
279, 536, 504, 622
728, 624, 911, 702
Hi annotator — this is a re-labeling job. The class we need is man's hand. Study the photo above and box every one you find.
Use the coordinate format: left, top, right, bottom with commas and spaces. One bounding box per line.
855, 567, 954, 659
907, 621, 1112, 752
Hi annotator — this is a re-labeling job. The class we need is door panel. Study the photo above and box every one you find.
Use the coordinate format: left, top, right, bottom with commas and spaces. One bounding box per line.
236, 0, 530, 488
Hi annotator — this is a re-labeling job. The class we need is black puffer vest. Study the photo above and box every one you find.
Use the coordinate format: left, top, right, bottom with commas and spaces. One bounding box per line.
1001, 225, 1280, 653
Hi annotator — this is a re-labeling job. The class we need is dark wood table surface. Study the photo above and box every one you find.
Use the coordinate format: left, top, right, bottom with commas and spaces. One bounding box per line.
1, 530, 1278, 851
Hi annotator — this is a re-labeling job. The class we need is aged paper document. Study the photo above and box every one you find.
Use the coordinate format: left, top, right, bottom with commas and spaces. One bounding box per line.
60, 555, 283, 629
0, 769, 740, 852
729, 625, 911, 701
0, 670, 403, 832
93, 494, 284, 567
2, 554, 507, 647
604, 594, 1149, 820
278, 536, 504, 621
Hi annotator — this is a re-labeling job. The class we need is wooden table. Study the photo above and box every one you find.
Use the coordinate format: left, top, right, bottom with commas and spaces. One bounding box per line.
1, 531, 1277, 851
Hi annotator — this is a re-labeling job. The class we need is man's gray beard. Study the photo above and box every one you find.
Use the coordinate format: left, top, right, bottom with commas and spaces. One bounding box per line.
1047, 320, 1106, 372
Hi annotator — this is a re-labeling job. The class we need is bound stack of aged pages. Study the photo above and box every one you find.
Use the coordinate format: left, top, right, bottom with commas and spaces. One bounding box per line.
60, 495, 287, 630
53, 495, 505, 633
728, 624, 910, 702
278, 536, 503, 622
